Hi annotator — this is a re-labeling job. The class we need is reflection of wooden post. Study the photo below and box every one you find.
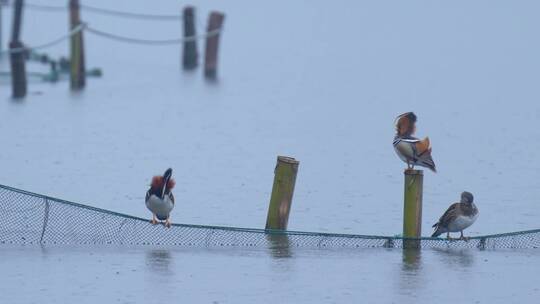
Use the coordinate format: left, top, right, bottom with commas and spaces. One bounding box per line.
204, 11, 225, 79
182, 6, 197, 70
266, 233, 292, 258
402, 248, 422, 270
9, 0, 26, 98
403, 169, 423, 249
69, 0, 85, 90
265, 156, 299, 230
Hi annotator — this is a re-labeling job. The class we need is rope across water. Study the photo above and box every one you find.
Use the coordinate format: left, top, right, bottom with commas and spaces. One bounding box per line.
0, 23, 85, 54
85, 26, 221, 45
16, 1, 184, 20
0, 3, 220, 54
0, 22, 221, 55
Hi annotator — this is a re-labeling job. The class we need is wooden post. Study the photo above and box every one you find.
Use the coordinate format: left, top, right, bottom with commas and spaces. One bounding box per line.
182, 6, 197, 70
265, 156, 299, 230
69, 0, 85, 90
9, 0, 26, 98
204, 11, 224, 79
403, 169, 423, 248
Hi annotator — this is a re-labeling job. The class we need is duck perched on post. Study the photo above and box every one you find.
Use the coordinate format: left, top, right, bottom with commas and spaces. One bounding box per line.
393, 112, 436, 172
145, 168, 175, 228
432, 191, 479, 240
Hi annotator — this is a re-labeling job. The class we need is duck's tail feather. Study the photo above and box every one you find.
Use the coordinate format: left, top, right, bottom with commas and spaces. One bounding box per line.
420, 155, 437, 172
431, 224, 443, 237
156, 214, 168, 221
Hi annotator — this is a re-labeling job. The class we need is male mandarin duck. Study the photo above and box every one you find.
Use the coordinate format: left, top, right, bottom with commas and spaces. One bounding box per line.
432, 191, 479, 240
145, 168, 175, 228
393, 112, 436, 172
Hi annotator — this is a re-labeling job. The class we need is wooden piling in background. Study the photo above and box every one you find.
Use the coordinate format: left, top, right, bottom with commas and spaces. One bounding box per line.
69, 0, 85, 90
9, 0, 26, 98
182, 6, 197, 70
265, 156, 299, 230
403, 169, 423, 249
204, 11, 224, 79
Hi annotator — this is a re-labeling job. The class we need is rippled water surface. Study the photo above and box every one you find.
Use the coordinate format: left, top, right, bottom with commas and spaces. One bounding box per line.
1, 0, 540, 302
1, 246, 540, 304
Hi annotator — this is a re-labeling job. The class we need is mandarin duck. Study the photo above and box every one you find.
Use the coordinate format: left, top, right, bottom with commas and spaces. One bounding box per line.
393, 112, 436, 172
145, 168, 175, 228
432, 191, 479, 240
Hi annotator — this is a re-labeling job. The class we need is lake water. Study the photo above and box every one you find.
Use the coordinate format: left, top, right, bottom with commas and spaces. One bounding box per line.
2, 246, 539, 303
1, 0, 540, 302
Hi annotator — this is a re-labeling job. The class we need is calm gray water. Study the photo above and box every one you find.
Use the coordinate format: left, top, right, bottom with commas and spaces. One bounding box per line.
2, 246, 540, 304
1, 0, 540, 302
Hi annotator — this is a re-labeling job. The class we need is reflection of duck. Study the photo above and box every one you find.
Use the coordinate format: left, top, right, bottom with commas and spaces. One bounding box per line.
393, 112, 436, 172
432, 248, 475, 268
146, 249, 173, 274
432, 191, 479, 240
145, 168, 175, 228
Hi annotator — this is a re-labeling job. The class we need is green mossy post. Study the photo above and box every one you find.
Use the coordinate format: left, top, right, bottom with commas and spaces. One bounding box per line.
182, 6, 197, 70
9, 0, 26, 99
403, 169, 423, 249
204, 11, 225, 79
69, 0, 85, 90
265, 156, 299, 230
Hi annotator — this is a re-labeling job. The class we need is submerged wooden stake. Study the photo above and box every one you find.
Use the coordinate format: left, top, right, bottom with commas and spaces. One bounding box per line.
182, 6, 197, 70
265, 156, 299, 230
9, 0, 26, 99
403, 169, 423, 249
69, 0, 85, 90
204, 11, 225, 79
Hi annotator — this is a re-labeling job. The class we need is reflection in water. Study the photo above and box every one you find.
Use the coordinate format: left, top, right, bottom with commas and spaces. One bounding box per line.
145, 249, 173, 275
266, 234, 293, 259
432, 248, 475, 268
402, 248, 422, 272
397, 248, 425, 296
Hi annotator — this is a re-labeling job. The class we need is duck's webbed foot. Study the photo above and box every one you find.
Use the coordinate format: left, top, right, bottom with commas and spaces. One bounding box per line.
446, 232, 456, 241
459, 231, 469, 242
150, 214, 158, 225
165, 218, 172, 228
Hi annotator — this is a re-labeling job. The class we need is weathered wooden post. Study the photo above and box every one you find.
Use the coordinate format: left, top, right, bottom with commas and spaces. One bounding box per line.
182, 6, 197, 70
204, 11, 225, 79
9, 0, 26, 98
403, 169, 423, 249
69, 0, 85, 90
265, 156, 299, 230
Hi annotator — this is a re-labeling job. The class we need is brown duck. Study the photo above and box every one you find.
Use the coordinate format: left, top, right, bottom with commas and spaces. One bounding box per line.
432, 191, 479, 240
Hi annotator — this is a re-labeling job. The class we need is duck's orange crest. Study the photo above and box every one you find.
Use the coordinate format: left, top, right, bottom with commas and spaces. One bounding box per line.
151, 176, 176, 189
395, 112, 417, 137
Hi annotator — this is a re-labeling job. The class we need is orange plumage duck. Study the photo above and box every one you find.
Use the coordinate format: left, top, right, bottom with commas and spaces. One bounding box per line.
393, 112, 436, 172
145, 168, 175, 227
